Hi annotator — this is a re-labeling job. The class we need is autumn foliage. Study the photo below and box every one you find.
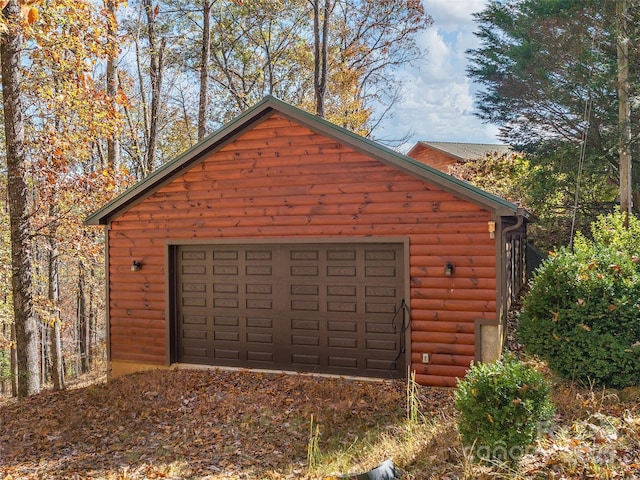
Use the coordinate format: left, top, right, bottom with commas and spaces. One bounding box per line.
0, 370, 415, 479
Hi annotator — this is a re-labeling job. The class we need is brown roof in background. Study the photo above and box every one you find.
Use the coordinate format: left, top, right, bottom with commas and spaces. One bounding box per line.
409, 141, 513, 162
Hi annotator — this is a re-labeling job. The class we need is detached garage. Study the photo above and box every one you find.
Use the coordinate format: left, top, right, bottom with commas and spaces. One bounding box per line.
87, 96, 527, 387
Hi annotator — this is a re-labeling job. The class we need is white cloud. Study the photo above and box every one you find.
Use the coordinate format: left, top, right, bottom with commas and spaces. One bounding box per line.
422, 0, 486, 32
378, 0, 500, 150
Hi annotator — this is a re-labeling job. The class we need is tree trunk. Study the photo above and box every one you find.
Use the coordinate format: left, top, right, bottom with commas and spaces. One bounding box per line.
312, 0, 330, 117
51, 322, 64, 387
617, 0, 632, 221
1, 323, 11, 394
106, 0, 120, 169
143, 0, 165, 174
40, 322, 49, 384
87, 264, 95, 368
10, 323, 17, 396
198, 0, 212, 141
1, 0, 40, 398
47, 229, 64, 390
77, 262, 89, 374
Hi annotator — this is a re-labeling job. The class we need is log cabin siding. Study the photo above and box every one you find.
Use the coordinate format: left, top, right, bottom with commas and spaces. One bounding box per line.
407, 143, 459, 172
107, 114, 497, 387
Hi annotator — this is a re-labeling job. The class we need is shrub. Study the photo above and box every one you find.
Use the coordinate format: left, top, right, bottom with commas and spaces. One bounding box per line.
454, 355, 554, 465
518, 210, 640, 388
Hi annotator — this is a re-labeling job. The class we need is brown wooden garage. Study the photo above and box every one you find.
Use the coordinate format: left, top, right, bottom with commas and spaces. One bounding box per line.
87, 96, 527, 386
174, 242, 406, 378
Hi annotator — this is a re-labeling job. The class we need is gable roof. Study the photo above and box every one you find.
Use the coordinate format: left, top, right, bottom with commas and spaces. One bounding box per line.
86, 96, 522, 226
408, 141, 513, 163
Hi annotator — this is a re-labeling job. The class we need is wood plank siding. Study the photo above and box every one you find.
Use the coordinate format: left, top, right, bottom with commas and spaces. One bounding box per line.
107, 114, 496, 387
408, 143, 459, 172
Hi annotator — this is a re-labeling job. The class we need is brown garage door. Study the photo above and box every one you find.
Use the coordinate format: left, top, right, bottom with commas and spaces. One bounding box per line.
175, 242, 406, 378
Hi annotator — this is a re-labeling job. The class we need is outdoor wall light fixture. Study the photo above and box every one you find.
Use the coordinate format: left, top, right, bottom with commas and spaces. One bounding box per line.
488, 220, 496, 239
444, 262, 454, 277
131, 260, 142, 272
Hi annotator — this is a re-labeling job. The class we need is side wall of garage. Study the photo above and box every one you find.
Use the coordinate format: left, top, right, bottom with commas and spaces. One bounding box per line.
107, 113, 496, 386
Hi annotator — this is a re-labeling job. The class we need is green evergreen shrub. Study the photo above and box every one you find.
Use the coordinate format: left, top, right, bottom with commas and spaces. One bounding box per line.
519, 210, 640, 388
454, 356, 554, 465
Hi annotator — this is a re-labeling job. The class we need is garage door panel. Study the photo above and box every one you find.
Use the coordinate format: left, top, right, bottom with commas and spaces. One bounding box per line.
291, 300, 319, 311
291, 318, 319, 330
291, 285, 319, 295
182, 283, 206, 293
365, 285, 397, 296
366, 338, 398, 351
247, 332, 273, 343
329, 356, 357, 368
292, 354, 321, 366
183, 346, 208, 359
214, 283, 238, 293
327, 249, 356, 260
182, 329, 207, 340
214, 265, 239, 275
327, 301, 357, 312
367, 358, 397, 371
328, 337, 357, 348
213, 315, 239, 326
366, 265, 398, 277
176, 243, 405, 378
365, 302, 397, 314
291, 265, 319, 276
214, 348, 240, 360
291, 250, 319, 260
247, 265, 272, 275
182, 297, 207, 307
247, 317, 273, 328
248, 351, 274, 362
181, 264, 206, 275
328, 265, 357, 276
246, 298, 273, 309
248, 284, 272, 294
183, 314, 207, 325
214, 330, 239, 342
213, 250, 237, 260
291, 334, 320, 346
214, 298, 239, 308
366, 322, 396, 334
327, 285, 356, 296
328, 320, 357, 332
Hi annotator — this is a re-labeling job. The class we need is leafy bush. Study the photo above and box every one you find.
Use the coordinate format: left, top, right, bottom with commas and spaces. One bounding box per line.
519, 210, 640, 388
454, 356, 554, 465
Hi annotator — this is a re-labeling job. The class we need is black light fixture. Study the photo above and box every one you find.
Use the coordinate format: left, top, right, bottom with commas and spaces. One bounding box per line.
444, 262, 454, 277
131, 260, 142, 272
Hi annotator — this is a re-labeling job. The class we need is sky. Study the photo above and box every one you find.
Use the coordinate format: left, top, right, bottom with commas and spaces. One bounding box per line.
379, 0, 501, 152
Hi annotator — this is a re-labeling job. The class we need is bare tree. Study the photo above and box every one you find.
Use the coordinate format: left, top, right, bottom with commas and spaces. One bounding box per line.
142, 0, 166, 174
106, 0, 121, 169
198, 0, 213, 140
310, 0, 332, 117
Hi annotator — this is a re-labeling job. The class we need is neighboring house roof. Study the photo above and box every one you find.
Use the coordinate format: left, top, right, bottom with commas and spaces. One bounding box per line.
408, 141, 513, 163
86, 96, 522, 226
